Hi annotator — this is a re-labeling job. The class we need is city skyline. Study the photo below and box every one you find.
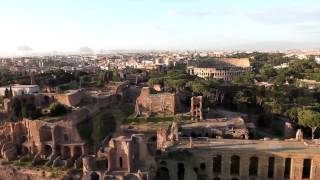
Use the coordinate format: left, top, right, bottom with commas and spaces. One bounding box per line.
1, 0, 320, 53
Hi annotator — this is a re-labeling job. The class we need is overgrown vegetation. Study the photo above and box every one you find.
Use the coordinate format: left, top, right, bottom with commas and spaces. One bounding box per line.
146, 53, 320, 138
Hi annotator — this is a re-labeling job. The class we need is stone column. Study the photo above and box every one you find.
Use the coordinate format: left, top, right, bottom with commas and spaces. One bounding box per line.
70, 146, 75, 158
274, 157, 285, 180
312, 159, 320, 180
258, 156, 269, 180
221, 154, 230, 179
207, 158, 213, 180
292, 158, 303, 180
240, 155, 249, 180
82, 144, 87, 156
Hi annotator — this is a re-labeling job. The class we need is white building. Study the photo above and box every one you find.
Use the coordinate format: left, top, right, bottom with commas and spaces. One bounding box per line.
315, 57, 320, 64
0, 84, 40, 96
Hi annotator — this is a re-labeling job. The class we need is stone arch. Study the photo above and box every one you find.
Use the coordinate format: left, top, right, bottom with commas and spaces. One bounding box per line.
73, 146, 82, 159
62, 146, 71, 159
230, 155, 240, 175
39, 126, 52, 142
178, 162, 185, 180
155, 167, 170, 180
43, 145, 52, 158
249, 156, 259, 176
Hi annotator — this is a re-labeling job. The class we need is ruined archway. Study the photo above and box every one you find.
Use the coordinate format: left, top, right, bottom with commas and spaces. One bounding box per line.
43, 145, 52, 158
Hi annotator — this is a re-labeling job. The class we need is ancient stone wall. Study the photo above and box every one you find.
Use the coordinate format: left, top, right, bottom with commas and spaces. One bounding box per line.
135, 87, 181, 116
45, 89, 85, 107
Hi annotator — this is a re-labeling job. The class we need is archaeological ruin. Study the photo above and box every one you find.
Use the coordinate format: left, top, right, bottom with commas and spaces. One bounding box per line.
135, 87, 182, 117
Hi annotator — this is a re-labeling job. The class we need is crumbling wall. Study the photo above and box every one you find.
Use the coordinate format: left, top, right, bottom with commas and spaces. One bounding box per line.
135, 87, 180, 116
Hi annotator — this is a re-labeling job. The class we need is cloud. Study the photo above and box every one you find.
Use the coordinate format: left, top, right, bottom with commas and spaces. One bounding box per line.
79, 47, 94, 54
168, 9, 212, 18
152, 25, 180, 34
242, 4, 320, 25
17, 45, 33, 51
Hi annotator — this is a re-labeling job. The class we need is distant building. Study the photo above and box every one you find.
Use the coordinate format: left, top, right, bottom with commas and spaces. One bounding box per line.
187, 58, 252, 80
298, 79, 320, 90
0, 84, 40, 96
315, 57, 320, 64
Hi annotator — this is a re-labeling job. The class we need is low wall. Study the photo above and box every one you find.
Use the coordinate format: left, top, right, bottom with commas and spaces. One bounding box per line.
0, 165, 63, 180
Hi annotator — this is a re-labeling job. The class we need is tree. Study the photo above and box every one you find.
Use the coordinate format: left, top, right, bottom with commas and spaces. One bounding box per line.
297, 109, 320, 139
49, 102, 67, 117
21, 103, 40, 120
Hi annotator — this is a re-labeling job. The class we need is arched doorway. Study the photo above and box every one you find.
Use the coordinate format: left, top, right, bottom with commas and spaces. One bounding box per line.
43, 145, 52, 158
178, 163, 185, 180
155, 167, 170, 180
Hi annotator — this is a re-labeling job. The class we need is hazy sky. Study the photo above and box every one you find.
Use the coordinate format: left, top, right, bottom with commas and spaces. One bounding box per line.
1, 0, 320, 52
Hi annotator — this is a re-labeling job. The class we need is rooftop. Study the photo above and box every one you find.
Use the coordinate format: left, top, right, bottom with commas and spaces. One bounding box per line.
171, 138, 320, 155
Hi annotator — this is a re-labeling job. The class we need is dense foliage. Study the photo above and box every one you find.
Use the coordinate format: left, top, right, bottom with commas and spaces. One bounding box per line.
148, 53, 320, 137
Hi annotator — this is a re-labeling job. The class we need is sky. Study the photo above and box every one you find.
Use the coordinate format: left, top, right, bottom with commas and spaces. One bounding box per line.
0, 0, 320, 52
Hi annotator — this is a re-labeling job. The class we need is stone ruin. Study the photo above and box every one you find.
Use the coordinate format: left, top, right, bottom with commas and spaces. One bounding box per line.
157, 122, 180, 150
0, 119, 87, 168
82, 134, 151, 180
135, 87, 182, 117
190, 96, 203, 121
296, 129, 304, 142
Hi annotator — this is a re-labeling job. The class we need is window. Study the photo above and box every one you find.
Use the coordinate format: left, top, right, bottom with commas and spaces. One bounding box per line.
230, 155, 240, 175
200, 162, 206, 170
249, 157, 258, 176
284, 158, 291, 179
213, 155, 222, 174
302, 159, 311, 179
119, 157, 123, 168
268, 157, 275, 178
178, 163, 185, 180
